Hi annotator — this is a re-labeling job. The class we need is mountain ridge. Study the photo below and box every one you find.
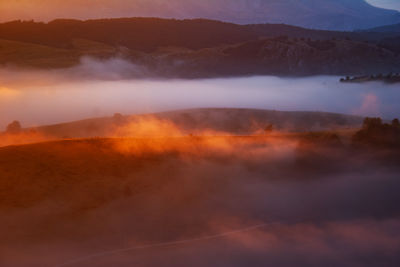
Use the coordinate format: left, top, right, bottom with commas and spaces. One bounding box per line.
364, 22, 400, 33
1, 18, 400, 77
2, 0, 399, 31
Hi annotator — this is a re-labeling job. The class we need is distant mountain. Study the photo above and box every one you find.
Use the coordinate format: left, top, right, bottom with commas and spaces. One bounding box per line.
360, 23, 400, 54
155, 0, 400, 31
1, 0, 399, 31
364, 23, 400, 33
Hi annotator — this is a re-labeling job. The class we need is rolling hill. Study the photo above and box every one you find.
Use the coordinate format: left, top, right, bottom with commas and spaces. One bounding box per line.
0, 18, 397, 52
1, 126, 400, 266
30, 108, 364, 139
365, 22, 400, 33
1, 18, 400, 76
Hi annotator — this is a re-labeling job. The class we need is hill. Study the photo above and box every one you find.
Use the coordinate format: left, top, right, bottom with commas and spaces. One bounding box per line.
0, 38, 116, 68
364, 22, 400, 33
2, 0, 400, 31
30, 108, 364, 139
159, 38, 400, 77
1, 18, 400, 76
1, 133, 400, 266
0, 18, 397, 52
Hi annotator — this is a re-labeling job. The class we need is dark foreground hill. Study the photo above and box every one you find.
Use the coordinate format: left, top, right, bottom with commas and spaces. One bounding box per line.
1, 134, 400, 266
1, 106, 399, 266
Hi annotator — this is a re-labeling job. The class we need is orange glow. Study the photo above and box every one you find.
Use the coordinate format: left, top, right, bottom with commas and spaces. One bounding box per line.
112, 117, 185, 138
110, 117, 296, 159
0, 87, 21, 100
0, 0, 181, 22
0, 130, 51, 147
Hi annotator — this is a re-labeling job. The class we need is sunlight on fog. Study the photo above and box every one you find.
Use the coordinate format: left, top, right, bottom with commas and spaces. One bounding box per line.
1, 74, 400, 130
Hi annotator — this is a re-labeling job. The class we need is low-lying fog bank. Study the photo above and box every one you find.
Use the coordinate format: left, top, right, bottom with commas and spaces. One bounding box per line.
1, 65, 399, 130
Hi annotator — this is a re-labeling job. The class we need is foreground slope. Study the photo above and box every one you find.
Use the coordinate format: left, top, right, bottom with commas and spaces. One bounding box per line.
1, 133, 400, 266
1, 108, 399, 266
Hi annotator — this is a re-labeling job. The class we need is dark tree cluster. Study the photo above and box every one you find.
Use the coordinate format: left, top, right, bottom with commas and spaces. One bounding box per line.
352, 117, 400, 147
340, 73, 400, 84
113, 113, 126, 125
5, 121, 21, 134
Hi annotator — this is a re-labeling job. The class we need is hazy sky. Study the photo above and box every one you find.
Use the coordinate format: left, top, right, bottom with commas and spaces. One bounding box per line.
0, 0, 399, 22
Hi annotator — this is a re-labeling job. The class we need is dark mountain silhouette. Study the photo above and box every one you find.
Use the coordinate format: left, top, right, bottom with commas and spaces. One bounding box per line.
155, 0, 400, 31
0, 18, 397, 52
365, 23, 400, 33
1, 18, 400, 76
160, 37, 400, 77
361, 23, 400, 54
3, 0, 399, 31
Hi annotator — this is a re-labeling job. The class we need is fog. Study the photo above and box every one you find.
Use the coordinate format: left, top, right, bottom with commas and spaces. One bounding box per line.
1, 132, 400, 266
1, 61, 400, 130
1, 60, 400, 266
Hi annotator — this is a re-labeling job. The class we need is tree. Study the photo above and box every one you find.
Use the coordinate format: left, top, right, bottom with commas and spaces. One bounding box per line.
113, 113, 125, 125
353, 117, 400, 147
6, 120, 21, 134
392, 118, 400, 128
264, 124, 274, 134
362, 117, 382, 130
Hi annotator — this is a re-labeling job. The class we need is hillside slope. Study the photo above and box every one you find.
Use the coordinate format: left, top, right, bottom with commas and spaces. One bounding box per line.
31, 108, 364, 139
1, 134, 400, 266
366, 22, 400, 33
0, 18, 397, 52
1, 18, 399, 76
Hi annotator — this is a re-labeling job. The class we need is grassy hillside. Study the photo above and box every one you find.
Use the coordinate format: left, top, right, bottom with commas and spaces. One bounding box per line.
0, 39, 79, 68
0, 38, 117, 68
28, 108, 364, 139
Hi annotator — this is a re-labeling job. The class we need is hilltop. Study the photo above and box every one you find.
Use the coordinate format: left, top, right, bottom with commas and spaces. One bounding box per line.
29, 108, 363, 139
